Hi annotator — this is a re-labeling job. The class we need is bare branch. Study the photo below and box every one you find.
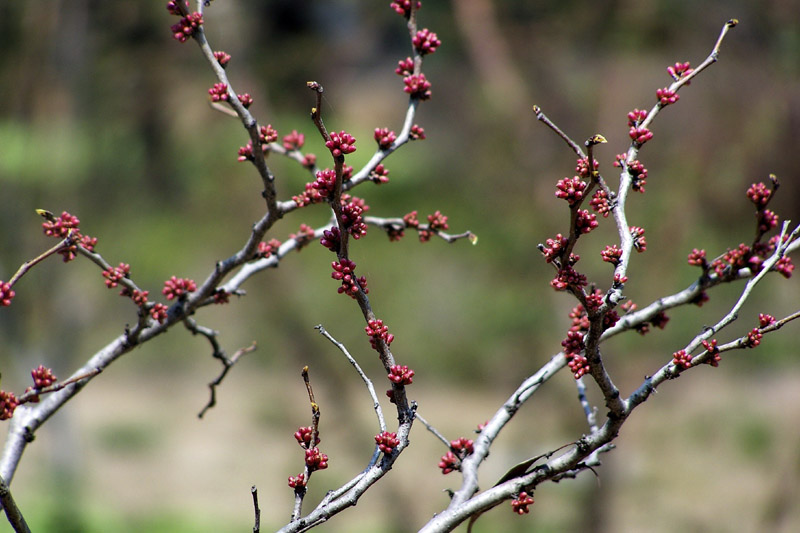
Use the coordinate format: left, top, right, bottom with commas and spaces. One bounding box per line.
0, 474, 31, 533
315, 325, 386, 433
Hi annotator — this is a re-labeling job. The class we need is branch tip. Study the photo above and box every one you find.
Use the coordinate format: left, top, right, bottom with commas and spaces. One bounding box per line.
586, 134, 607, 146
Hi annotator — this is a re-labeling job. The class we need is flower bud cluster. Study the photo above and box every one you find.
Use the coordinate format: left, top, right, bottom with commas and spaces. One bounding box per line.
388, 365, 414, 385
208, 83, 229, 102
365, 319, 394, 350
758, 210, 779, 235
320, 227, 341, 252
287, 473, 306, 488
375, 431, 400, 454
744, 328, 762, 348
0, 390, 18, 420
237, 93, 253, 108
404, 74, 432, 100
687, 248, 707, 268
391, 1, 421, 17
576, 157, 599, 179
541, 234, 568, 263
42, 211, 80, 238
41, 211, 97, 262
403, 211, 420, 229
162, 276, 197, 300
410, 124, 426, 140
214, 51, 231, 67
776, 256, 794, 278
656, 87, 679, 105
0, 281, 15, 307
418, 210, 449, 242
575, 210, 598, 234
257, 239, 282, 259
428, 210, 449, 229
29, 365, 57, 391
374, 128, 397, 150
601, 245, 622, 265
627, 109, 648, 127
326, 131, 357, 157
294, 426, 320, 448
551, 264, 587, 292
629, 126, 654, 145
623, 158, 648, 193
369, 164, 390, 185
627, 109, 652, 145
170, 11, 203, 43
102, 263, 130, 289
562, 330, 589, 379
438, 451, 459, 474
672, 349, 692, 369
667, 61, 693, 81
342, 199, 368, 240
590, 189, 610, 217
450, 437, 474, 455
395, 57, 414, 76
511, 492, 535, 515
283, 130, 305, 151
304, 447, 329, 471
238, 124, 281, 161
413, 29, 441, 55
747, 181, 772, 208
166, 1, 188, 15
555, 176, 587, 206
438, 437, 474, 474
289, 224, 316, 248
702, 339, 721, 367
630, 226, 647, 252
151, 303, 168, 324
332, 259, 368, 298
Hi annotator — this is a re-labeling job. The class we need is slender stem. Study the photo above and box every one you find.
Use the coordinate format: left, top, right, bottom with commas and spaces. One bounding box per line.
315, 325, 386, 432
0, 475, 30, 533
251, 486, 261, 533
414, 412, 451, 448
7, 233, 75, 288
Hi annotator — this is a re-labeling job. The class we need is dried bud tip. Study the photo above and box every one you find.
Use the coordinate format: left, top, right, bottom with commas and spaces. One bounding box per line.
769, 173, 779, 188
586, 134, 607, 146
36, 209, 57, 222
727, 19, 738, 27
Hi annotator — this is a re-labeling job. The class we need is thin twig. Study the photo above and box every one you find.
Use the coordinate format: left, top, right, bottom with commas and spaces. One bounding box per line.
302, 366, 321, 448
315, 325, 386, 432
198, 342, 257, 418
16, 369, 102, 404
7, 234, 74, 289
363, 216, 477, 245
532, 105, 585, 157
627, 222, 800, 409
251, 485, 261, 533
0, 474, 31, 533
414, 411, 451, 448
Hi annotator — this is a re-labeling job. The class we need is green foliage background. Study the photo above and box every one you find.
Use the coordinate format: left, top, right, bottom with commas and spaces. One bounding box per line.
1, 1, 799, 532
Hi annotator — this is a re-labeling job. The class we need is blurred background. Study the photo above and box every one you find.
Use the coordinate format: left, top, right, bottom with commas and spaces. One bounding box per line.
1, 1, 800, 531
